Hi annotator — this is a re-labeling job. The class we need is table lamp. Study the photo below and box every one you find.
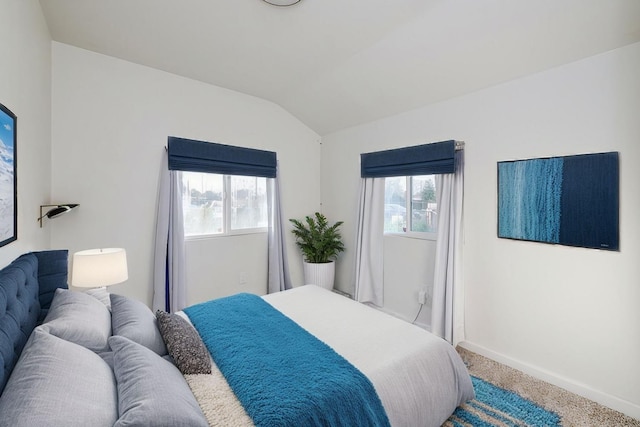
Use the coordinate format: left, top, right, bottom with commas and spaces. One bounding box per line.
71, 248, 128, 288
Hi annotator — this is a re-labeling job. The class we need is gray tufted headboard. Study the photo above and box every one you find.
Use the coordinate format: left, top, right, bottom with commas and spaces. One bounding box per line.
0, 250, 68, 394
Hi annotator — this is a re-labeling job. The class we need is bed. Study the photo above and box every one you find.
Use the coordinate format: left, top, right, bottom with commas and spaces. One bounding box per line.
0, 250, 474, 427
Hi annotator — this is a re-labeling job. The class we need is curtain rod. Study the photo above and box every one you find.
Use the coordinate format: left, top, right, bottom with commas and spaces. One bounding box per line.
455, 141, 465, 151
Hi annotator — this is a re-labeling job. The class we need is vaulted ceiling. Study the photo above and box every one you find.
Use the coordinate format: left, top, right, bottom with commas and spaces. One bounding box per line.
40, 0, 640, 135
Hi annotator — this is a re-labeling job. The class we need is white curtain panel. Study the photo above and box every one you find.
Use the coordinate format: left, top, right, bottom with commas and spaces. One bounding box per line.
354, 177, 385, 306
267, 175, 292, 293
431, 150, 465, 345
152, 150, 187, 313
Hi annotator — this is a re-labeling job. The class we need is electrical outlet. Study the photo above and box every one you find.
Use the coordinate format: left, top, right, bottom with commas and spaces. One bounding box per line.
239, 272, 247, 285
418, 290, 427, 305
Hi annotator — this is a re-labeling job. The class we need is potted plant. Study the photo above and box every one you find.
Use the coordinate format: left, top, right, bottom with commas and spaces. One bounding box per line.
289, 212, 345, 290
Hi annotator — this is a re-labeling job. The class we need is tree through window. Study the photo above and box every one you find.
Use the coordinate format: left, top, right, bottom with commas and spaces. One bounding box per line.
384, 175, 437, 234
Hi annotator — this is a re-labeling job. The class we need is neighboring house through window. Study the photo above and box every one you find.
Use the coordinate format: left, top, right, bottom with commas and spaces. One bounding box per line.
384, 175, 438, 236
182, 172, 267, 237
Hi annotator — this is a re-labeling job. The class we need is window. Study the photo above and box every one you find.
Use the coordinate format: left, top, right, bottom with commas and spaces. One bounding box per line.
182, 171, 267, 237
384, 175, 438, 235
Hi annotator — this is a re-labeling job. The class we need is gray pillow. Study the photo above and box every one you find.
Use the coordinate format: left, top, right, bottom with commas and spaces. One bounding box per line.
84, 287, 112, 311
39, 288, 112, 351
0, 329, 117, 427
109, 335, 208, 427
110, 294, 167, 356
156, 310, 212, 375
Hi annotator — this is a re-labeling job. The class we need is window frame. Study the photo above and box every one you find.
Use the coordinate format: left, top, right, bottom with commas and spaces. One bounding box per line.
183, 172, 268, 240
384, 175, 438, 241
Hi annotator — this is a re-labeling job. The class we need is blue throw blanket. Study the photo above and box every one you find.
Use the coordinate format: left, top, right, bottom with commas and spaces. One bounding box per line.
184, 293, 390, 427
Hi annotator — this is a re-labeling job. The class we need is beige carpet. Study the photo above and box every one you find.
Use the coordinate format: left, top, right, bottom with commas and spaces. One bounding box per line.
456, 347, 640, 427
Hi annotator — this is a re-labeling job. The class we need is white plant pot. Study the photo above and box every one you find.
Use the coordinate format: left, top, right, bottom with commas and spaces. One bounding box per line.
303, 261, 335, 290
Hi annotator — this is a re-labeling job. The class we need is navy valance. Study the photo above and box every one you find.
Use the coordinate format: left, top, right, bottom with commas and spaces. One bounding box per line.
361, 140, 456, 178
168, 136, 277, 178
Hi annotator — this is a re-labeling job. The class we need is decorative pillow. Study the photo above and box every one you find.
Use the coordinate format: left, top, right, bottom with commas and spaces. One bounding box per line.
39, 288, 111, 352
84, 287, 112, 311
156, 310, 212, 375
109, 335, 208, 427
110, 294, 167, 356
0, 329, 117, 427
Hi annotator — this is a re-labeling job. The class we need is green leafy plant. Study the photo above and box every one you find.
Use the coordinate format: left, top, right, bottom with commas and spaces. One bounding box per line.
289, 212, 345, 263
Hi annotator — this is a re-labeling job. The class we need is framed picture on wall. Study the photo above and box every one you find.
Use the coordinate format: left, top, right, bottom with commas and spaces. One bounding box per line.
497, 151, 619, 251
0, 103, 17, 248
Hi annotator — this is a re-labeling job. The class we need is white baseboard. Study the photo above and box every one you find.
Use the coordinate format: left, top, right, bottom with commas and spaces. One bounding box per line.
459, 341, 640, 421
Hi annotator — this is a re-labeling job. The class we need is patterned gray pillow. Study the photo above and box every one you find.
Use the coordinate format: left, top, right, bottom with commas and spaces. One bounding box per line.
156, 310, 212, 375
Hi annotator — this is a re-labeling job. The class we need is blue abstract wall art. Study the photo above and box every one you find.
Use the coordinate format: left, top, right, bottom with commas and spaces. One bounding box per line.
498, 152, 619, 251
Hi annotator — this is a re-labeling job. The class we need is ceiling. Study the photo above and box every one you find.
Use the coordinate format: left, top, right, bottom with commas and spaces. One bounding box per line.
39, 0, 640, 136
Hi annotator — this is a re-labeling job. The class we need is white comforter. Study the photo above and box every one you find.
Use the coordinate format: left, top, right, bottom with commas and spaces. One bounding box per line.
185, 285, 474, 427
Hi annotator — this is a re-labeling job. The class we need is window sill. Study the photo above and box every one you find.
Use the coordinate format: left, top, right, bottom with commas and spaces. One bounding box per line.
185, 229, 268, 241
384, 231, 437, 241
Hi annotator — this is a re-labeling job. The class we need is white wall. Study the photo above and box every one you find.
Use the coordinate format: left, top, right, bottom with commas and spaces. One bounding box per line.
321, 42, 640, 417
50, 43, 321, 305
382, 235, 436, 326
0, 0, 52, 267
7, 3, 638, 417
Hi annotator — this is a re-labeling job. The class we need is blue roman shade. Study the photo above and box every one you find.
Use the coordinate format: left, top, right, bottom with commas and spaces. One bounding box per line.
361, 140, 456, 178
168, 136, 277, 178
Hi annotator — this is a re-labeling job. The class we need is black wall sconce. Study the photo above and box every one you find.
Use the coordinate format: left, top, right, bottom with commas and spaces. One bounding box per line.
38, 204, 79, 228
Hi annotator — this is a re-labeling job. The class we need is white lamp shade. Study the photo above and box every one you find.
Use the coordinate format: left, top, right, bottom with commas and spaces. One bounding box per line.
71, 248, 128, 288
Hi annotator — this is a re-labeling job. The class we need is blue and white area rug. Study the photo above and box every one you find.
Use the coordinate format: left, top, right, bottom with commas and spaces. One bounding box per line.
444, 376, 560, 427
451, 348, 640, 426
